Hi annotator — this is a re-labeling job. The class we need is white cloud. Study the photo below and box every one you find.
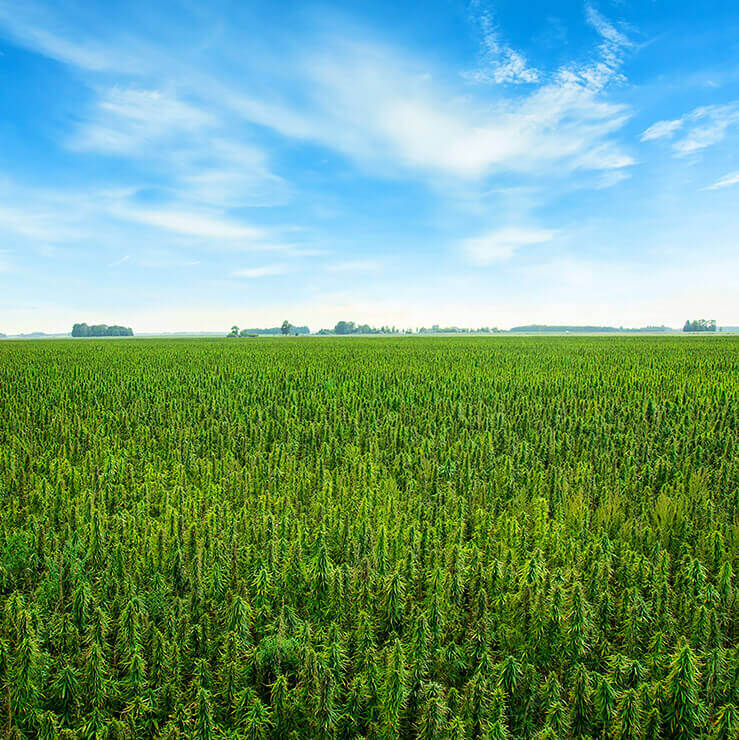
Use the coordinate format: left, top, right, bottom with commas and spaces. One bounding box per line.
108, 254, 130, 267
464, 6, 540, 84
674, 105, 739, 154
704, 171, 739, 190
595, 169, 631, 189
70, 88, 214, 154
182, 170, 287, 207
0, 175, 295, 258
0, 177, 105, 243
640, 119, 684, 141
178, 140, 291, 208
642, 103, 739, 155
1, 2, 637, 182
465, 48, 539, 85
67, 87, 291, 209
584, 4, 632, 84
585, 5, 630, 48
116, 207, 264, 241
0, 4, 113, 71
289, 37, 634, 179
232, 264, 290, 278
460, 227, 556, 265
0, 205, 78, 242
326, 260, 381, 272
549, 4, 633, 93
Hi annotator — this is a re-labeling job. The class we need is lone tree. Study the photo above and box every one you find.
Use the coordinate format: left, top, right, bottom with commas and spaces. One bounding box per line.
281, 320, 291, 336
228, 325, 239, 337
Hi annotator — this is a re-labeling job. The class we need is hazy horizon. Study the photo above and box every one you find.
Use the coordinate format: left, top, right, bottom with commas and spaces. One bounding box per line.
4, 321, 738, 337
1, 0, 738, 334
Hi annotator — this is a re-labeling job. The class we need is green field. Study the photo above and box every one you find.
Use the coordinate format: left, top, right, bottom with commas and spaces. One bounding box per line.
0, 336, 737, 738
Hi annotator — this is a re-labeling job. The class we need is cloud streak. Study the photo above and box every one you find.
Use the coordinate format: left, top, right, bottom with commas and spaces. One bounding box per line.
460, 227, 556, 265
0, 176, 297, 258
704, 171, 739, 190
116, 207, 264, 241
641, 103, 739, 155
69, 87, 214, 154
108, 254, 130, 267
326, 260, 382, 273
464, 2, 540, 84
232, 264, 290, 278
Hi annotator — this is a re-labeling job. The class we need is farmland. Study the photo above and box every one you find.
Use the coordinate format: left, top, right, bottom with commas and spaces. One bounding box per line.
0, 336, 737, 738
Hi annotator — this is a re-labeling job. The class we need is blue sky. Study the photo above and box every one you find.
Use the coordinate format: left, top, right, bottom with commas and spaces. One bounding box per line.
0, 0, 738, 332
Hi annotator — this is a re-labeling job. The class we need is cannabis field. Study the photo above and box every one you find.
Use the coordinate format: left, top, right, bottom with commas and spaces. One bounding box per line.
0, 336, 737, 739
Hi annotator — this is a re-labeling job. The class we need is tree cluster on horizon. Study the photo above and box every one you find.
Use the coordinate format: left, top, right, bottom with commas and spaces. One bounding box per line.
323, 321, 401, 335
683, 319, 717, 333
227, 324, 310, 338
223, 321, 720, 337
72, 323, 134, 337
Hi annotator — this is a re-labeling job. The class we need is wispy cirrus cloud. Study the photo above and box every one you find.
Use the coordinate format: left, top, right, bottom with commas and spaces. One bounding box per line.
0, 175, 296, 258
0, 2, 114, 71
461, 227, 556, 265
326, 260, 382, 273
70, 87, 291, 208
464, 2, 540, 85
294, 6, 637, 179
283, 38, 635, 179
0, 0, 636, 182
640, 119, 684, 142
0, 3, 292, 210
641, 103, 739, 155
579, 4, 633, 90
704, 171, 739, 190
232, 264, 290, 278
115, 207, 265, 241
0, 204, 83, 242
107, 254, 130, 267
69, 87, 214, 154
675, 104, 739, 155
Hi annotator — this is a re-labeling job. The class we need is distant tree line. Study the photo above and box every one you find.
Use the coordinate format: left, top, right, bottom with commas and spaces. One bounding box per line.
509, 325, 677, 333
683, 319, 717, 332
316, 321, 402, 335
417, 325, 502, 334
279, 320, 311, 336
227, 323, 310, 338
513, 325, 613, 333
323, 323, 679, 335
625, 325, 674, 333
333, 321, 393, 335
222, 320, 729, 337
71, 323, 133, 337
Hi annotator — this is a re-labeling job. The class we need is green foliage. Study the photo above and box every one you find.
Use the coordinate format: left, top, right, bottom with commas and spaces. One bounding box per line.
665, 641, 706, 737
0, 335, 737, 737
683, 319, 717, 333
72, 322, 133, 337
